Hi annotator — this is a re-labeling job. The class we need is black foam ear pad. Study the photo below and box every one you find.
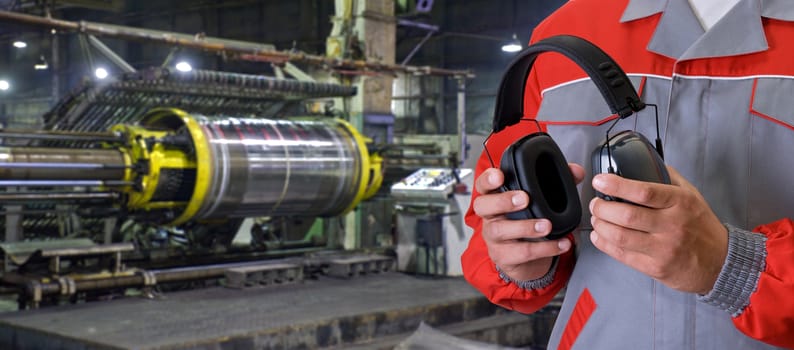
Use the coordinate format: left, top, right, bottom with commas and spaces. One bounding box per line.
500, 132, 582, 241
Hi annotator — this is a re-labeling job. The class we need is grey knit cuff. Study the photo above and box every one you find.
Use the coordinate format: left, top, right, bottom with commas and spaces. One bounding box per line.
496, 257, 558, 290
697, 224, 767, 317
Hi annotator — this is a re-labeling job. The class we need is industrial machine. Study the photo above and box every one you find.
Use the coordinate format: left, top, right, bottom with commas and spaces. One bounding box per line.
0, 67, 393, 308
2, 67, 377, 239
0, 6, 474, 310
2, 108, 382, 231
390, 168, 472, 276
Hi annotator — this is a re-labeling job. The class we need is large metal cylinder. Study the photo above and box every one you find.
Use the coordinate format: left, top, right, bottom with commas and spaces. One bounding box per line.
194, 117, 368, 219
139, 110, 377, 222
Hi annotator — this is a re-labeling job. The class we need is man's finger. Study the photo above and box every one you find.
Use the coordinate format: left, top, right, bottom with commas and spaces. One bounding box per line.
475, 168, 505, 195
491, 238, 572, 267
483, 218, 554, 242
592, 173, 676, 209
589, 197, 662, 233
569, 163, 586, 185
473, 190, 528, 218
590, 215, 655, 255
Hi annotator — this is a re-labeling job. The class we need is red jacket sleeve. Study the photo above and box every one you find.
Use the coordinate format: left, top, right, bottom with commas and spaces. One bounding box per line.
460, 27, 576, 314
461, 194, 575, 314
733, 218, 794, 348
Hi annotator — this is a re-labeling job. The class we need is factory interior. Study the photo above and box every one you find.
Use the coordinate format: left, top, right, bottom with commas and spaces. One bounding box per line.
0, 0, 568, 349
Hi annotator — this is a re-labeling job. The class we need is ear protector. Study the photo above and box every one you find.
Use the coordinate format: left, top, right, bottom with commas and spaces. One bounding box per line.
488, 34, 657, 241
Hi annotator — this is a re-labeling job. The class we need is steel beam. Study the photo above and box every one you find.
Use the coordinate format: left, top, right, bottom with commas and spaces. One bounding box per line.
0, 10, 473, 78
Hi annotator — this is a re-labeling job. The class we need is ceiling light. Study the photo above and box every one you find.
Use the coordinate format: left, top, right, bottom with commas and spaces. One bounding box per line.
0, 80, 10, 91
501, 34, 523, 53
175, 61, 192, 72
34, 55, 48, 70
12, 41, 27, 49
95, 67, 109, 80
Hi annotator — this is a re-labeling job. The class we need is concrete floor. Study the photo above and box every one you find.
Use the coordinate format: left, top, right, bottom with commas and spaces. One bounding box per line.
0, 272, 556, 349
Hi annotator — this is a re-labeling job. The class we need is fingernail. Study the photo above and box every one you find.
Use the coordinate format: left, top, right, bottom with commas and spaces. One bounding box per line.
534, 220, 549, 233
511, 194, 526, 207
488, 172, 499, 186
589, 198, 596, 213
593, 175, 606, 190
590, 231, 598, 244
558, 238, 571, 251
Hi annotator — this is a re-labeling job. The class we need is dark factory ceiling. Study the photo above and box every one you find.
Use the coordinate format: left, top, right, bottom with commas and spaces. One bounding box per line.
0, 1, 565, 133
1, 0, 565, 70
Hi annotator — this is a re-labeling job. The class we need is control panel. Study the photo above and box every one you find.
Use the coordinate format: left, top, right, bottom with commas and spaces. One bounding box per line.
390, 168, 472, 201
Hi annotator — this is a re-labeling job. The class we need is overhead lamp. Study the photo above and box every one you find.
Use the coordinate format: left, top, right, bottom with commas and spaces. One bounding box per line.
95, 67, 109, 80
0, 80, 10, 91
501, 34, 523, 53
12, 41, 27, 49
34, 55, 49, 70
175, 61, 192, 72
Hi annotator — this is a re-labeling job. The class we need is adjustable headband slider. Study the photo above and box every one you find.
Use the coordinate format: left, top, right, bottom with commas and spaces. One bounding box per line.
618, 98, 646, 119
628, 98, 646, 112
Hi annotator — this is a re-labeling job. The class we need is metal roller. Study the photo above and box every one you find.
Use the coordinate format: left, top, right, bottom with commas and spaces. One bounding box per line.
140, 109, 381, 224
0, 108, 383, 227
196, 117, 367, 218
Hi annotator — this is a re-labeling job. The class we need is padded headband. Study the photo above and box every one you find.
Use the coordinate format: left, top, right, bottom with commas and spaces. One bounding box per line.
492, 35, 645, 133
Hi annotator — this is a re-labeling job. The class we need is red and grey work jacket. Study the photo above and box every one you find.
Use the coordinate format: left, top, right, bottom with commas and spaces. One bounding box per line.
462, 0, 794, 349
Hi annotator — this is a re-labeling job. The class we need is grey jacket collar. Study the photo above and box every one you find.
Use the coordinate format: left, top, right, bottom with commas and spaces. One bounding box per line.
620, 0, 794, 60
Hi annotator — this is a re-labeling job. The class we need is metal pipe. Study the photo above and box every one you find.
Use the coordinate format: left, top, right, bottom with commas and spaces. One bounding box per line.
0, 10, 474, 78
401, 29, 435, 66
0, 208, 114, 215
87, 34, 136, 73
457, 78, 467, 166
23, 260, 287, 298
0, 130, 123, 144
0, 180, 131, 187
397, 18, 440, 32
0, 192, 117, 202
48, 7, 60, 103
0, 162, 125, 170
0, 147, 126, 181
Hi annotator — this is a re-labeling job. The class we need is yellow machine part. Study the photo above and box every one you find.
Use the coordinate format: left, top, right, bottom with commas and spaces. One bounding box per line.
110, 108, 211, 225
110, 123, 196, 211
139, 108, 213, 226
336, 118, 384, 214
363, 152, 384, 200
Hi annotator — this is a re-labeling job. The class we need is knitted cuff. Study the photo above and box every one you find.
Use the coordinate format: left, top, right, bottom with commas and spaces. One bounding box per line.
697, 224, 767, 317
496, 257, 559, 290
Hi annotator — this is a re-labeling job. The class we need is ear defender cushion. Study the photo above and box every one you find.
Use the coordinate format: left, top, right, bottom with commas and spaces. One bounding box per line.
500, 133, 582, 241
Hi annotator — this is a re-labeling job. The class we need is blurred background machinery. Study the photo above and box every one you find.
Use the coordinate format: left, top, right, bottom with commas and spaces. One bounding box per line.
0, 3, 478, 309
0, 66, 393, 308
2, 66, 373, 246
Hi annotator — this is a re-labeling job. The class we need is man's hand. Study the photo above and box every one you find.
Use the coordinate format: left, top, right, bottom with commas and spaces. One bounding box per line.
589, 166, 728, 294
472, 164, 584, 281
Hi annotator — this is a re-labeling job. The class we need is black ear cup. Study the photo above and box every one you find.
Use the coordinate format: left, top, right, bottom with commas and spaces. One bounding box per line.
500, 132, 582, 241
591, 130, 671, 202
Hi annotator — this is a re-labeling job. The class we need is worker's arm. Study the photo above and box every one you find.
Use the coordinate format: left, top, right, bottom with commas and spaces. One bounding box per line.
461, 181, 576, 314
697, 218, 794, 348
